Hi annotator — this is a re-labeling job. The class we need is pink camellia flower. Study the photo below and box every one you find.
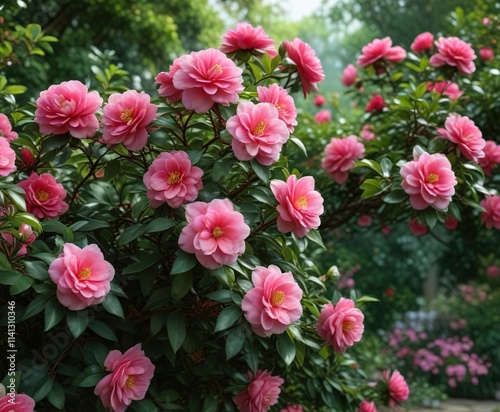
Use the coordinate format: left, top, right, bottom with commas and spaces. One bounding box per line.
487, 265, 500, 278
483, 17, 491, 25
314, 94, 326, 107
479, 47, 494, 61
480, 195, 500, 229
257, 84, 297, 132
400, 151, 457, 211
360, 125, 377, 141
179, 199, 250, 269
365, 94, 385, 112
357, 37, 406, 67
0, 137, 16, 177
143, 151, 203, 208
233, 369, 284, 412
94, 344, 155, 412
316, 298, 364, 353
314, 109, 331, 124
322, 135, 365, 184
155, 56, 187, 104
358, 400, 378, 412
428, 81, 463, 101
270, 174, 324, 238
281, 405, 304, 412
429, 37, 477, 75
358, 215, 372, 227
437, 114, 485, 163
227, 102, 290, 166
0, 393, 35, 412
341, 64, 358, 87
411, 32, 434, 54
17, 172, 68, 219
284, 38, 325, 97
220, 22, 277, 57
173, 48, 244, 113
242, 265, 303, 337
35, 80, 102, 138
101, 90, 157, 151
0, 113, 17, 141
384, 369, 410, 406
48, 243, 115, 310
479, 141, 500, 175
444, 216, 459, 230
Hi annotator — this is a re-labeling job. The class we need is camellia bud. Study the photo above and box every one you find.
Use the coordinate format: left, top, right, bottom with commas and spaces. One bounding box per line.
21, 147, 36, 171
19, 223, 33, 242
326, 265, 341, 281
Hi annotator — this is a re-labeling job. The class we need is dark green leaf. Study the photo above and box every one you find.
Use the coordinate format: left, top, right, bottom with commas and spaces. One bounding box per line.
383, 190, 408, 204
66, 310, 89, 338
277, 332, 296, 366
250, 159, 271, 183
88, 320, 118, 341
44, 298, 65, 331
167, 312, 186, 353
24, 260, 48, 280
170, 251, 197, 275
46, 380, 65, 409
144, 218, 178, 233
101, 293, 124, 318
171, 271, 193, 301
225, 326, 245, 360
214, 306, 241, 332
118, 224, 146, 246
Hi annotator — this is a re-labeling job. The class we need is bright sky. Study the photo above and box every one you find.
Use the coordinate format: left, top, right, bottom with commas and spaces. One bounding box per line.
279, 0, 325, 20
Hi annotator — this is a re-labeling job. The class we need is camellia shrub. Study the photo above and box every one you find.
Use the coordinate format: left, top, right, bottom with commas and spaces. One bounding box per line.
0, 19, 410, 412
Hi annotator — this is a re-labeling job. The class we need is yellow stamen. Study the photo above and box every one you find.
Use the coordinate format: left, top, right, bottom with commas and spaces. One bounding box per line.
213, 64, 223, 74
167, 171, 182, 185
343, 321, 355, 331
120, 108, 134, 124
296, 196, 307, 208
275, 104, 285, 111
78, 267, 92, 281
125, 376, 134, 388
36, 190, 49, 202
271, 290, 285, 306
212, 226, 224, 238
426, 173, 439, 184
254, 121, 267, 135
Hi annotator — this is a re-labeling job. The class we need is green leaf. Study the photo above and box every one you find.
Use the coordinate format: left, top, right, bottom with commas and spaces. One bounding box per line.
277, 332, 296, 366
225, 326, 246, 360
66, 309, 89, 338
74, 365, 106, 387
122, 257, 160, 275
10, 275, 33, 294
32, 376, 54, 402
167, 312, 186, 353
118, 224, 146, 246
144, 217, 178, 233
23, 293, 53, 320
211, 266, 235, 287
214, 306, 241, 332
380, 158, 393, 177
212, 158, 233, 182
150, 312, 166, 336
359, 178, 383, 199
42, 220, 74, 243
24, 260, 49, 280
356, 296, 379, 303
423, 207, 437, 229
250, 159, 271, 183
70, 220, 109, 232
170, 251, 197, 275
305, 229, 325, 249
383, 190, 408, 204
15, 212, 42, 233
101, 293, 124, 318
88, 320, 118, 341
289, 137, 307, 157
44, 298, 65, 331
354, 159, 383, 176
46, 380, 65, 409
205, 290, 237, 304
0, 252, 11, 269
171, 271, 193, 301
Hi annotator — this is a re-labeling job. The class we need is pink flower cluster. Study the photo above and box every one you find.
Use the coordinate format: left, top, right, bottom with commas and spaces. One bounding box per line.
437, 114, 485, 163
427, 81, 463, 101
0, 137, 16, 177
316, 298, 364, 353
400, 151, 457, 211
178, 199, 250, 269
479, 47, 494, 61
0, 113, 18, 141
143, 151, 203, 208
233, 369, 284, 412
242, 265, 303, 337
365, 94, 385, 112
430, 37, 477, 75
18, 172, 69, 219
35, 80, 102, 138
358, 400, 378, 412
284, 38, 325, 97
479, 141, 500, 175
0, 393, 35, 412
257, 84, 297, 132
270, 174, 324, 238
408, 218, 429, 236
384, 369, 410, 406
156, 48, 244, 113
341, 64, 358, 87
360, 125, 377, 141
101, 90, 157, 151
227, 102, 290, 166
322, 135, 365, 184
220, 22, 276, 57
357, 37, 406, 67
480, 195, 500, 229
411, 32, 434, 54
94, 344, 155, 412
49, 243, 115, 310
314, 94, 326, 107
314, 109, 331, 124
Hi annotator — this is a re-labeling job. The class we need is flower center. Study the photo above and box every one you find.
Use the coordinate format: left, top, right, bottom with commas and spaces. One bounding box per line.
125, 376, 134, 388
167, 171, 183, 185
343, 321, 355, 331
212, 226, 224, 238
253, 121, 267, 135
426, 173, 440, 184
78, 267, 92, 281
213, 63, 223, 74
271, 290, 285, 306
120, 108, 134, 124
36, 190, 49, 202
296, 196, 307, 208
275, 103, 285, 112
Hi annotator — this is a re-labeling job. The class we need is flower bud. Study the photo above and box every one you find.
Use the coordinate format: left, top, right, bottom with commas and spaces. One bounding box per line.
326, 265, 341, 281
21, 147, 36, 171
19, 223, 33, 242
